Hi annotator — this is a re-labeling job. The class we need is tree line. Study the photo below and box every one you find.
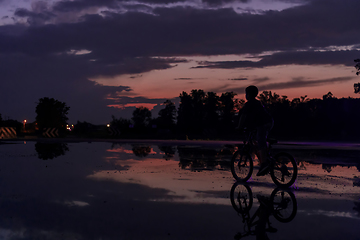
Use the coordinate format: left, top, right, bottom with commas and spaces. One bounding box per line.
1, 89, 359, 141
110, 89, 360, 141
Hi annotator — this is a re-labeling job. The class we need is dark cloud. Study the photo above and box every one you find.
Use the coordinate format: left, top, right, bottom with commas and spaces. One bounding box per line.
228, 77, 248, 81
1, 0, 360, 123
53, 0, 119, 12
5, 0, 360, 59
53, 0, 186, 12
253, 77, 270, 83
174, 78, 193, 80
129, 74, 143, 79
174, 77, 208, 80
109, 96, 170, 105
0, 50, 186, 123
138, 0, 187, 3
202, 0, 250, 6
258, 76, 356, 91
195, 50, 360, 69
227, 76, 356, 94
14, 7, 55, 25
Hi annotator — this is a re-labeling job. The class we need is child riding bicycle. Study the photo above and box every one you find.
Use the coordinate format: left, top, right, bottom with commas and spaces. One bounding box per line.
237, 85, 274, 176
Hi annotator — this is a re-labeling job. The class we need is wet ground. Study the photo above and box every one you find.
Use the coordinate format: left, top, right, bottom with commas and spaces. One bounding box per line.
0, 140, 359, 240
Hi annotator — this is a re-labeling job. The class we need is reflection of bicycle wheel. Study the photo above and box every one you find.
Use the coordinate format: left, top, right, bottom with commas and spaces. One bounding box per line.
270, 152, 297, 188
270, 188, 297, 223
230, 182, 253, 213
231, 151, 253, 182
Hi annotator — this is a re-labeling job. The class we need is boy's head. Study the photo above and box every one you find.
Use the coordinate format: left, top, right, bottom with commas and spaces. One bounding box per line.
245, 85, 258, 100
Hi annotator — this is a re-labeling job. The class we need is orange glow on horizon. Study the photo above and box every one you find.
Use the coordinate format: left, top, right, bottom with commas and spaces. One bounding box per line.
107, 103, 159, 110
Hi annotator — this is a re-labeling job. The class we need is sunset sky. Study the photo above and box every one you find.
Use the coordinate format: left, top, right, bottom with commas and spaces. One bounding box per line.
0, 0, 359, 124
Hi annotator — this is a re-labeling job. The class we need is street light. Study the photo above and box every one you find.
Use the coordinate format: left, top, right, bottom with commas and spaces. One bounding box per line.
23, 120, 27, 132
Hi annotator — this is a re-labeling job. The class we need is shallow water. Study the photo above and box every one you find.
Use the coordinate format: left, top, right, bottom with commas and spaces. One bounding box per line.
0, 141, 359, 240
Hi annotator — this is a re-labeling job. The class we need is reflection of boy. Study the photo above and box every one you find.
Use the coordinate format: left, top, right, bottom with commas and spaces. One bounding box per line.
237, 85, 273, 176
255, 196, 276, 240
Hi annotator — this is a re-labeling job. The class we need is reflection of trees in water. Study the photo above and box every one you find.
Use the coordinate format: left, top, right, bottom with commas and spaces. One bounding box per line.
354, 202, 360, 217
322, 164, 334, 173
291, 149, 360, 167
35, 142, 69, 160
320, 163, 359, 174
177, 146, 234, 171
132, 145, 151, 157
158, 145, 176, 160
354, 175, 360, 216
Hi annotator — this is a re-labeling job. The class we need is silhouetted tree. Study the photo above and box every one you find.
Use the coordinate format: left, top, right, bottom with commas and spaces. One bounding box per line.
73, 121, 96, 135
110, 116, 131, 134
132, 107, 151, 128
177, 90, 206, 135
258, 91, 280, 107
355, 59, 360, 75
177, 90, 238, 137
353, 59, 360, 93
234, 98, 246, 111
0, 119, 21, 131
177, 91, 193, 134
204, 92, 220, 129
219, 92, 237, 132
322, 92, 334, 100
354, 83, 360, 93
191, 89, 206, 133
36, 97, 70, 130
158, 100, 176, 129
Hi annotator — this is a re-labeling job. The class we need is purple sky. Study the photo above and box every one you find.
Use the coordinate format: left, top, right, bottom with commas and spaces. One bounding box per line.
0, 0, 359, 124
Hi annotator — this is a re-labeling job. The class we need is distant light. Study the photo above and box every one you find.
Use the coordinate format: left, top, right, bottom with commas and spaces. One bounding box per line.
24, 120, 27, 123
107, 124, 110, 127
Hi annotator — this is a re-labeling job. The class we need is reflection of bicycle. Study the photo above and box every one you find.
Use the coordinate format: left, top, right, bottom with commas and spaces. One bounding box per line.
230, 182, 297, 239
231, 129, 298, 188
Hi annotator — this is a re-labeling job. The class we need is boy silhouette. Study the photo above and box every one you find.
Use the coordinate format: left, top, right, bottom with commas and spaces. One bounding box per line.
237, 86, 274, 176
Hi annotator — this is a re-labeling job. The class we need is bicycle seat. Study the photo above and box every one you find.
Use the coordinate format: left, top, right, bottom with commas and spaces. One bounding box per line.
267, 138, 277, 145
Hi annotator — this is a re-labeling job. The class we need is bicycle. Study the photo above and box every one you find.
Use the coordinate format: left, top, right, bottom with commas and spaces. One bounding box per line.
230, 182, 297, 239
231, 129, 298, 188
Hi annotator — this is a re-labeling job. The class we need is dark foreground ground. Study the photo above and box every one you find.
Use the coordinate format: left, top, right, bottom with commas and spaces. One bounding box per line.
0, 139, 359, 240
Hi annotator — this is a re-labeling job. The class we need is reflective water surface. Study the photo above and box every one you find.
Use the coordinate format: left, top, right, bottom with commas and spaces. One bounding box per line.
0, 140, 359, 239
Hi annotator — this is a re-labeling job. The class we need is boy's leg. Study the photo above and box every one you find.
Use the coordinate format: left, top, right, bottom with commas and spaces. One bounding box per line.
256, 123, 272, 176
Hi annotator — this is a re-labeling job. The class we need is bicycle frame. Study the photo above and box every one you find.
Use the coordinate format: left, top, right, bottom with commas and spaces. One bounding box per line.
241, 130, 273, 162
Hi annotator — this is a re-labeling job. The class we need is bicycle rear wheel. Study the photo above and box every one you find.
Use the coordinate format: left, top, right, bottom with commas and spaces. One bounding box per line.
270, 188, 297, 223
270, 152, 297, 188
231, 151, 253, 182
230, 182, 253, 213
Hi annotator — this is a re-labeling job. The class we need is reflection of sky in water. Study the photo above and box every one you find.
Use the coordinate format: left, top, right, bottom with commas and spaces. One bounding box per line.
0, 141, 359, 239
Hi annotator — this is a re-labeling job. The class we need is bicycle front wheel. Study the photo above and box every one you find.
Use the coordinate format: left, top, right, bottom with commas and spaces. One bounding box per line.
231, 151, 253, 182
270, 152, 297, 188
